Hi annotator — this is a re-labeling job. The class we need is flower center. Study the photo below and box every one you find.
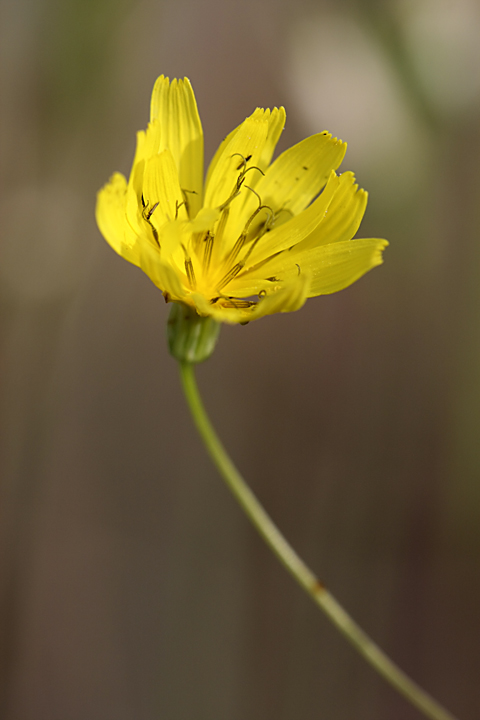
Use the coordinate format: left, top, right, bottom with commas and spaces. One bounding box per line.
192, 157, 277, 308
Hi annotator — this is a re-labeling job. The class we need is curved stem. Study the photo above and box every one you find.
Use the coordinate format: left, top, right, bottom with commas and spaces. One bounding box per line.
179, 361, 458, 720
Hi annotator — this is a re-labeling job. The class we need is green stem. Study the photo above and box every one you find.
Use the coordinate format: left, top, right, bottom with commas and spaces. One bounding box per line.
179, 360, 458, 720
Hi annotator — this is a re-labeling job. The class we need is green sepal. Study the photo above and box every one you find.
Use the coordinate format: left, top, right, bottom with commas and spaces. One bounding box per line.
167, 302, 221, 363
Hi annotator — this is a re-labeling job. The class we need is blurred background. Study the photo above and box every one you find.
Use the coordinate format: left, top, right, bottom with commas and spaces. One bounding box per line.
1, 0, 480, 717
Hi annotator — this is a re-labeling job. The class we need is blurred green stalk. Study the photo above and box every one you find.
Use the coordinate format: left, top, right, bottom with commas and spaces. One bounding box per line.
179, 360, 458, 720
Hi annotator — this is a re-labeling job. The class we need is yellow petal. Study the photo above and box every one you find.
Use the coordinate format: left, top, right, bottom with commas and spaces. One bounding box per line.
262, 238, 388, 295
187, 206, 221, 233
138, 240, 187, 301
149, 76, 204, 217
204, 107, 285, 199
143, 148, 188, 227
128, 130, 147, 185
222, 107, 287, 242
96, 173, 140, 266
190, 271, 310, 324
256, 106, 286, 172
203, 109, 270, 210
254, 132, 346, 217
203, 109, 287, 262
203, 126, 239, 196
244, 170, 340, 268
229, 237, 387, 298
158, 219, 188, 271
248, 271, 310, 319
306, 239, 388, 295
294, 172, 368, 252
124, 132, 148, 238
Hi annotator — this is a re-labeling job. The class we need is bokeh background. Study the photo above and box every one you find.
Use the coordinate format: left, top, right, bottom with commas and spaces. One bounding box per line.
1, 0, 480, 718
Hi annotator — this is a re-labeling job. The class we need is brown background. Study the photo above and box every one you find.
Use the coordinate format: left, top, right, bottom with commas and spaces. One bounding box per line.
1, 0, 480, 718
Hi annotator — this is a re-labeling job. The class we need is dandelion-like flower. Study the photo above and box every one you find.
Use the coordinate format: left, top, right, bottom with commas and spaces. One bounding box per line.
96, 75, 387, 324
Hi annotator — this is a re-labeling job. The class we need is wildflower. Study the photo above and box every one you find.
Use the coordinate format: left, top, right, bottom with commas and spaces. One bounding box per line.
96, 75, 387, 325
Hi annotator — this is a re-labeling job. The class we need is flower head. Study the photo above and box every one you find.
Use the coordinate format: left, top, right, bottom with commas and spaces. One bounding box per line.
96, 75, 387, 324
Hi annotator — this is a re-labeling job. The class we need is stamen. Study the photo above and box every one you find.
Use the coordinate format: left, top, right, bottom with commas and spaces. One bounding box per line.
214, 206, 230, 246
146, 202, 159, 220
202, 231, 214, 273
180, 189, 198, 219
204, 205, 229, 271
230, 252, 282, 280
242, 165, 265, 179
219, 187, 242, 212
217, 261, 245, 289
181, 244, 196, 289
185, 258, 196, 289
219, 158, 266, 212
244, 185, 262, 206
141, 196, 160, 247
243, 190, 274, 238
238, 205, 274, 265
225, 194, 273, 267
175, 200, 186, 220
226, 236, 247, 266
231, 153, 249, 172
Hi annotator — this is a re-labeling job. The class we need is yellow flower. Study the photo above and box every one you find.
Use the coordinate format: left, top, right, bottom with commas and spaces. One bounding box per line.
96, 75, 387, 324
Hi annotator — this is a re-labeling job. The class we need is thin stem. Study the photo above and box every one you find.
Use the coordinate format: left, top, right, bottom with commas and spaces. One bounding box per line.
179, 361, 458, 720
